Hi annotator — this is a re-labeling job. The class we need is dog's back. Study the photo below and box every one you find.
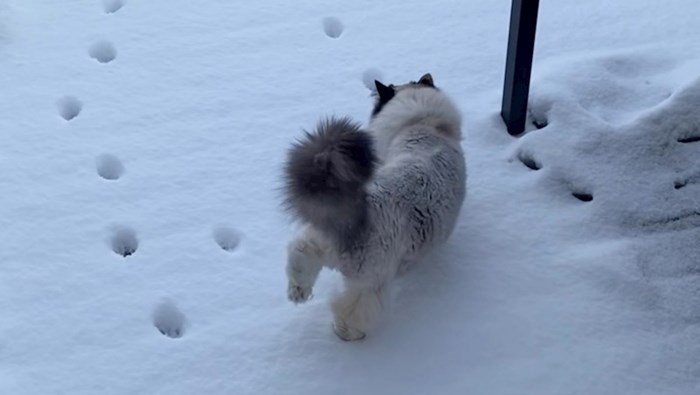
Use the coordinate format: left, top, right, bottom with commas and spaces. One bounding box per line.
335, 79, 467, 280
370, 126, 465, 271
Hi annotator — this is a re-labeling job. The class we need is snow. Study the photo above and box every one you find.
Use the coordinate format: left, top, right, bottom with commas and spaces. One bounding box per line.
56, 95, 83, 121
102, 0, 125, 15
322, 16, 345, 39
96, 153, 125, 180
88, 40, 117, 64
362, 67, 384, 91
0, 0, 699, 394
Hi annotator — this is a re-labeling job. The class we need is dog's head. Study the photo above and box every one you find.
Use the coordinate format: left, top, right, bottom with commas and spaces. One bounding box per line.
371, 73, 436, 117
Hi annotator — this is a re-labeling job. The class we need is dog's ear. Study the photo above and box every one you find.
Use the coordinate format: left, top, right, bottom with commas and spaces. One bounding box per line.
374, 80, 395, 102
418, 73, 434, 87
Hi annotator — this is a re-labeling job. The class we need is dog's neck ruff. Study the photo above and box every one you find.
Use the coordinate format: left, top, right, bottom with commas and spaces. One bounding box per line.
368, 88, 462, 159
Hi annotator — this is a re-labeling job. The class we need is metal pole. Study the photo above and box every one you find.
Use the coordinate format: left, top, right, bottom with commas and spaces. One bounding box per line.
501, 0, 540, 136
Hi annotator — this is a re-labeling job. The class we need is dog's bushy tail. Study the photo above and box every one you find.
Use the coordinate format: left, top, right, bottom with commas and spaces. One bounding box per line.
284, 117, 376, 246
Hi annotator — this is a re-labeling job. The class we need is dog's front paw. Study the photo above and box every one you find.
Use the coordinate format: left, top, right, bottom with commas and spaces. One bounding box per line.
288, 283, 313, 304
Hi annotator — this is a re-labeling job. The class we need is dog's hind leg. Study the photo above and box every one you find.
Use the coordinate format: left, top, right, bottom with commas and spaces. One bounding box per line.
331, 281, 386, 341
286, 230, 327, 304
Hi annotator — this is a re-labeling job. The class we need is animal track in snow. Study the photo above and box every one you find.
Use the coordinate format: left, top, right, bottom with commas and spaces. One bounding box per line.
674, 179, 688, 190
532, 118, 548, 129
674, 172, 700, 191
525, 53, 700, 231
517, 152, 541, 171
677, 135, 700, 144
88, 40, 117, 64
571, 191, 593, 202
362, 68, 383, 91
56, 96, 82, 121
213, 226, 241, 252
102, 0, 125, 14
322, 17, 344, 39
153, 300, 186, 339
528, 102, 551, 132
111, 227, 138, 257
96, 154, 124, 180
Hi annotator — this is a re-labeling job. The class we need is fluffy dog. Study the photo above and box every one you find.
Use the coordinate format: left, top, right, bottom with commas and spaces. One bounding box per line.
283, 74, 466, 340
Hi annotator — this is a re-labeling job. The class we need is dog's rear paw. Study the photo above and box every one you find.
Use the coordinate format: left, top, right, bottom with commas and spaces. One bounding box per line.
332, 321, 366, 341
288, 283, 313, 304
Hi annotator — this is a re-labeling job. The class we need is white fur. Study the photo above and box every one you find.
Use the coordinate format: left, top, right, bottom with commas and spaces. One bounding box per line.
369, 86, 463, 160
286, 226, 327, 303
285, 84, 466, 341
331, 282, 385, 341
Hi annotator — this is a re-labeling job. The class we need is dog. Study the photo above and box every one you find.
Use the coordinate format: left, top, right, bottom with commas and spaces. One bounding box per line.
283, 73, 466, 341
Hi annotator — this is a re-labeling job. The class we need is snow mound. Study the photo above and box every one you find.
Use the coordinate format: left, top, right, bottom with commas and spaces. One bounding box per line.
521, 49, 700, 347
525, 50, 700, 233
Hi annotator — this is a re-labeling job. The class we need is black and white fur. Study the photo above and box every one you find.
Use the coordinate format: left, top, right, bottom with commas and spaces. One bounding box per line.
284, 74, 466, 341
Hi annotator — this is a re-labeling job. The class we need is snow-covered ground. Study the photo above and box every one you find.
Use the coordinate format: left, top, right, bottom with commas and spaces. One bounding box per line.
1, 0, 699, 394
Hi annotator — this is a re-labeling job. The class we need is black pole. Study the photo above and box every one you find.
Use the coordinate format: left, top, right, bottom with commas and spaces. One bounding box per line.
501, 0, 540, 136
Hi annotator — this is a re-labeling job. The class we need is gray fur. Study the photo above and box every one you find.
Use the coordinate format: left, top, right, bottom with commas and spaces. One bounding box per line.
285, 78, 467, 341
284, 117, 377, 249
